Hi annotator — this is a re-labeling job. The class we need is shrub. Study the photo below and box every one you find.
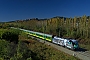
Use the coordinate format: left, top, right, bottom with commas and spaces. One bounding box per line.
2, 29, 20, 43
0, 40, 32, 60
0, 40, 10, 59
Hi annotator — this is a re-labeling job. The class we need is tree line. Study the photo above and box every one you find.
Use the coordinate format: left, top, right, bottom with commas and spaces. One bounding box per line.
2, 15, 90, 44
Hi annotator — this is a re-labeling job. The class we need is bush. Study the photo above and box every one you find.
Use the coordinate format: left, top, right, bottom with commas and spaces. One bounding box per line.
16, 41, 32, 60
2, 29, 20, 43
0, 40, 32, 60
0, 40, 16, 60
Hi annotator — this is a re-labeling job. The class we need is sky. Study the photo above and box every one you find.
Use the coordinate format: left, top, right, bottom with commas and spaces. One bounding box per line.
0, 0, 90, 22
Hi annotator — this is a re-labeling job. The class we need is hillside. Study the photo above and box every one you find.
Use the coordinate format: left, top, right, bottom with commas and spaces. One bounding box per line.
1, 15, 90, 51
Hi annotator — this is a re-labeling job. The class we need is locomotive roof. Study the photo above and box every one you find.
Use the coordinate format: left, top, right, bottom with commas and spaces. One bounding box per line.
71, 39, 78, 42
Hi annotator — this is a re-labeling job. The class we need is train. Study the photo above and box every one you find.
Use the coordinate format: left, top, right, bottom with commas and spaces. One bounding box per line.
11, 27, 79, 50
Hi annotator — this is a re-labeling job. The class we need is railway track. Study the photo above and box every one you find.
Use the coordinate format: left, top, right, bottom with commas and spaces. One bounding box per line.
31, 36, 90, 60
76, 51, 90, 58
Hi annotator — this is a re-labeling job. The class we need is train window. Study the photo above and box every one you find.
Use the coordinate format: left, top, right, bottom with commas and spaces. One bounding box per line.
69, 40, 72, 44
47, 36, 51, 39
68, 42, 71, 44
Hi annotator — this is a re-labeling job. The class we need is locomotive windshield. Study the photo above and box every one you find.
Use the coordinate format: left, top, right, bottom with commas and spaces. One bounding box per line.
69, 40, 79, 49
73, 41, 78, 45
72, 40, 79, 49
74, 41, 78, 45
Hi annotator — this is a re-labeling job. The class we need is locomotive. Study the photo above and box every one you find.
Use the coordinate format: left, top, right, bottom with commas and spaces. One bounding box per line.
53, 36, 79, 50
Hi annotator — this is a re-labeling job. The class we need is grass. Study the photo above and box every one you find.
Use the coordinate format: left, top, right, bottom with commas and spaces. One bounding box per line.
79, 44, 90, 51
